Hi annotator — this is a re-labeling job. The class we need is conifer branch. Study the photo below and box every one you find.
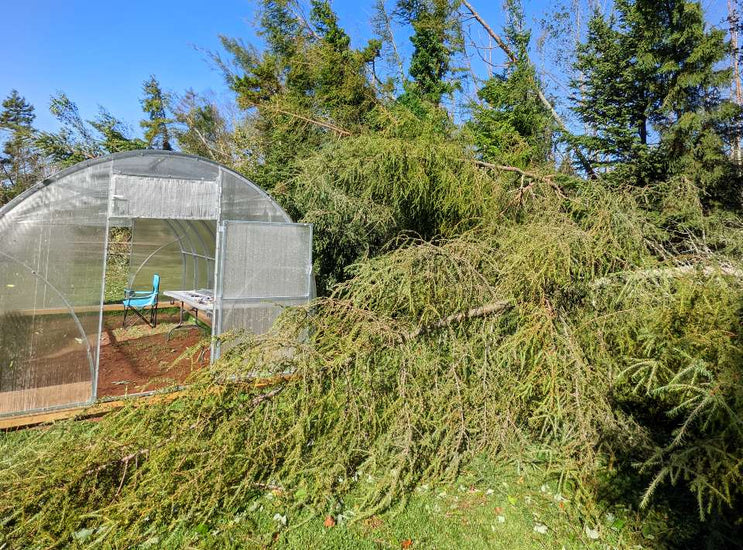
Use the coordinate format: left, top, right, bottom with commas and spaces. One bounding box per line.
263, 105, 352, 137
592, 264, 743, 288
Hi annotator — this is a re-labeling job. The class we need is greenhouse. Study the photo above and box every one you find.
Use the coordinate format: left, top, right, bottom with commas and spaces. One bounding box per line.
0, 150, 313, 418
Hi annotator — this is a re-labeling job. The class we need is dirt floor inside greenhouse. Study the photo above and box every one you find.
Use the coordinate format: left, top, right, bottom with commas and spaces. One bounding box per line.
97, 310, 210, 398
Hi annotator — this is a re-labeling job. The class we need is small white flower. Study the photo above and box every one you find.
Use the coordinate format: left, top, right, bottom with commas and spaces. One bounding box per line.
485, 488, 494, 495
585, 525, 600, 540
273, 513, 287, 526
497, 515, 506, 524
534, 523, 548, 534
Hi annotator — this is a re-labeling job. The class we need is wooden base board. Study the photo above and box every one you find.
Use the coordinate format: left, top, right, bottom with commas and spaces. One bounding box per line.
0, 382, 91, 415
0, 376, 293, 430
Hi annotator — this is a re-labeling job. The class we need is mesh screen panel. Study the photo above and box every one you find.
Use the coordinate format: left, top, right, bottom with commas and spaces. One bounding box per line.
111, 175, 218, 219
215, 222, 312, 356
221, 223, 312, 299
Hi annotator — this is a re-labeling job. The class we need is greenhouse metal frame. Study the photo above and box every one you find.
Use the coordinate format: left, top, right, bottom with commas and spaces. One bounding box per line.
0, 150, 313, 417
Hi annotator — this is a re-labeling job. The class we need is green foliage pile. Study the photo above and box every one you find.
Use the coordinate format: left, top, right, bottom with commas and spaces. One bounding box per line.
2, 166, 743, 546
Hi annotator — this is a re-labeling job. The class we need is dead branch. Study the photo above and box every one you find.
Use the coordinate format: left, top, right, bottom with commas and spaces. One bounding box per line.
460, 0, 517, 64
250, 385, 286, 407
473, 159, 552, 181
290, 2, 321, 41
472, 159, 567, 199
407, 300, 513, 340
459, 0, 597, 178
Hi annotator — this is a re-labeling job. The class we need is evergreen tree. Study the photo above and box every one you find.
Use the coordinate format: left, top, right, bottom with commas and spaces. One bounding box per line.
470, 2, 553, 168
140, 75, 173, 151
572, 0, 738, 190
173, 90, 232, 164
309, 0, 380, 124
91, 110, 148, 154
0, 90, 42, 203
37, 92, 145, 167
396, 0, 460, 108
219, 0, 380, 191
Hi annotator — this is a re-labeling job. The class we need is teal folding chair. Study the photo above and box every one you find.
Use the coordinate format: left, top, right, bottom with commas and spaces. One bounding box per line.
122, 273, 160, 328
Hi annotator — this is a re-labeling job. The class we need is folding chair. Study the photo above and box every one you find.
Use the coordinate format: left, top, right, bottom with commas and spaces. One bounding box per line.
122, 273, 160, 328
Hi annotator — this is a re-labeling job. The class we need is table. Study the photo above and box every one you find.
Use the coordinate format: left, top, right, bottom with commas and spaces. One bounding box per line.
163, 289, 214, 340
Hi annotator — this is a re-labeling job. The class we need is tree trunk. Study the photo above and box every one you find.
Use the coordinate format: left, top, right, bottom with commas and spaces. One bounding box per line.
459, 0, 598, 179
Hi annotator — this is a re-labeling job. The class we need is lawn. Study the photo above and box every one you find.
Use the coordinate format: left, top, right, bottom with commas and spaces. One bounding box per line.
43, 454, 661, 549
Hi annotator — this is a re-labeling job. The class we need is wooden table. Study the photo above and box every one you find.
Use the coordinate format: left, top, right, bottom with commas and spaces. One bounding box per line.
163, 289, 214, 340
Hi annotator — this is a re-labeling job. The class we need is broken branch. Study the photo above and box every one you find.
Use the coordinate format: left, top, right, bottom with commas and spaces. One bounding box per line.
459, 0, 597, 178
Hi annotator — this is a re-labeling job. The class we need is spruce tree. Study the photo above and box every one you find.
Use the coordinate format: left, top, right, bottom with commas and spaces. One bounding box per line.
572, 0, 738, 190
396, 0, 459, 108
470, 1, 553, 168
140, 76, 173, 151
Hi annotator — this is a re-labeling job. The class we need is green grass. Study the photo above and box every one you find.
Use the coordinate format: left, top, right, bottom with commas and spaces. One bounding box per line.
103, 253, 130, 304
52, 456, 653, 549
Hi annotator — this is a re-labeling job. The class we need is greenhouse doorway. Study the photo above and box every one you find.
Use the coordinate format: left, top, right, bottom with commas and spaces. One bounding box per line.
95, 219, 213, 400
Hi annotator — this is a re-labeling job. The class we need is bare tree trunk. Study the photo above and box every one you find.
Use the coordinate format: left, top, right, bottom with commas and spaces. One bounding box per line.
459, 0, 597, 179
729, 0, 743, 164
375, 0, 406, 85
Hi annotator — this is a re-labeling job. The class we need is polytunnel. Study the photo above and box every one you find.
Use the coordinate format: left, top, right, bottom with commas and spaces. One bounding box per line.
0, 150, 313, 417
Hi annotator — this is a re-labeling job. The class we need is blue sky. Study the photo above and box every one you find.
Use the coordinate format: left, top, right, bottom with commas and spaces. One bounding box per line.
1, 0, 729, 134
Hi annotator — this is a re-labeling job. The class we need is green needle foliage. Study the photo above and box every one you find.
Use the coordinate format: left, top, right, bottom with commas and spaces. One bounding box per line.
0, 90, 42, 203
469, 3, 553, 168
572, 0, 740, 192
2, 168, 743, 547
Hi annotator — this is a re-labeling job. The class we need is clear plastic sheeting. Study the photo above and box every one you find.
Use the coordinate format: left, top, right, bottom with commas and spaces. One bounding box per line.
0, 162, 109, 414
0, 150, 312, 417
220, 171, 288, 222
